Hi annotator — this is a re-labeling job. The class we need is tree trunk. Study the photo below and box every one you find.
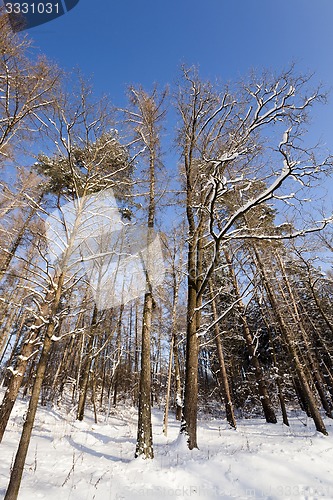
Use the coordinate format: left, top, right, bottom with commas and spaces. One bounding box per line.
4, 273, 65, 500
135, 291, 154, 458
4, 327, 53, 500
0, 319, 42, 442
130, 87, 166, 458
163, 335, 174, 436
112, 304, 124, 408
181, 249, 199, 449
209, 281, 237, 429
173, 335, 183, 421
76, 305, 98, 421
260, 305, 289, 427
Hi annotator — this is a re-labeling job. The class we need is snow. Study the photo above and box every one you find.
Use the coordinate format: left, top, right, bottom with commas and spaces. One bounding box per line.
0, 392, 333, 499
50, 335, 62, 342
6, 366, 22, 377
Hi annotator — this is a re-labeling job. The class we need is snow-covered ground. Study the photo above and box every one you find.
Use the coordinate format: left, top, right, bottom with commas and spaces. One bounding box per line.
0, 394, 333, 499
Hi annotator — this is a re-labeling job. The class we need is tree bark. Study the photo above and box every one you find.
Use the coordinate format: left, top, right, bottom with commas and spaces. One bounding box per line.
163, 335, 174, 436
76, 305, 98, 421
135, 292, 154, 458
0, 314, 45, 442
112, 304, 124, 408
209, 280, 237, 429
4, 273, 65, 500
173, 335, 183, 421
181, 247, 199, 449
129, 87, 166, 458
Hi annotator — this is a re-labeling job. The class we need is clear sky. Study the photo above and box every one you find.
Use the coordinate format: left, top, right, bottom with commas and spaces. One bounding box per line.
26, 0, 333, 144
22, 0, 333, 206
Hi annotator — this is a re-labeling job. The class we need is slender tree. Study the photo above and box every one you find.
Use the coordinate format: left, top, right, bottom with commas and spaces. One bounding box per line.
122, 85, 167, 459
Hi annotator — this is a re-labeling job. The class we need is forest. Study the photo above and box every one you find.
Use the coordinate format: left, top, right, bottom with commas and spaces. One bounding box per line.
1, 10, 333, 499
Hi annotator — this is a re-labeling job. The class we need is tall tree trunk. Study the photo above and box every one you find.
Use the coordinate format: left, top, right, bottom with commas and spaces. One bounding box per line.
173, 335, 183, 421
4, 326, 53, 500
112, 304, 124, 407
76, 305, 98, 421
259, 300, 289, 426
135, 291, 154, 458
163, 260, 182, 430
0, 313, 46, 443
4, 273, 65, 500
209, 280, 237, 429
130, 87, 166, 458
181, 241, 199, 449
163, 335, 174, 436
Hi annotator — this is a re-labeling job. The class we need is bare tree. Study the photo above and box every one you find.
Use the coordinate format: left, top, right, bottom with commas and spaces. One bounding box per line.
4, 78, 132, 499
0, 11, 60, 163
208, 279, 237, 429
176, 65, 332, 448
121, 85, 167, 459
162, 223, 186, 434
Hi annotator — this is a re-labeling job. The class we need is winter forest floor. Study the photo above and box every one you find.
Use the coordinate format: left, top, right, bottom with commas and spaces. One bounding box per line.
0, 393, 333, 500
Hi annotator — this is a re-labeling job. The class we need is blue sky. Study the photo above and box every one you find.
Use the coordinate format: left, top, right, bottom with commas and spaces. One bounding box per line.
27, 0, 333, 146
